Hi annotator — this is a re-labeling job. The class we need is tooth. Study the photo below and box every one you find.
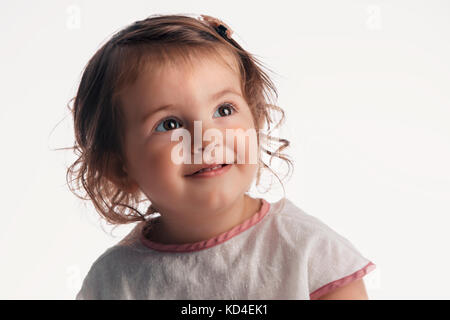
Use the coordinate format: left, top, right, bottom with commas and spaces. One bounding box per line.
197, 165, 223, 174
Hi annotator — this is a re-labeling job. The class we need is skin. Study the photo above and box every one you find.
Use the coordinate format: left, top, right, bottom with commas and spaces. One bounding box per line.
118, 50, 262, 245
317, 279, 369, 300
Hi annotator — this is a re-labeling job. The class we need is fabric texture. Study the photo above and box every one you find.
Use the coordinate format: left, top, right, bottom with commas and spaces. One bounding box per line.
76, 197, 376, 300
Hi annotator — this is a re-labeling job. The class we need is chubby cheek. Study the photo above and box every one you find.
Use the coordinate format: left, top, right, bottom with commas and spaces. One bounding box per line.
223, 123, 259, 165
130, 139, 184, 201
223, 123, 259, 188
233, 161, 258, 187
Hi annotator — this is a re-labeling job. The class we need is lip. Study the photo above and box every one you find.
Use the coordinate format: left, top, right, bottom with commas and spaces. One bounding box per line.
185, 164, 233, 178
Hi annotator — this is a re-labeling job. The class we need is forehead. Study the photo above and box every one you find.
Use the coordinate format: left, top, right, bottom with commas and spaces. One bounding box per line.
147, 51, 240, 96
119, 48, 243, 121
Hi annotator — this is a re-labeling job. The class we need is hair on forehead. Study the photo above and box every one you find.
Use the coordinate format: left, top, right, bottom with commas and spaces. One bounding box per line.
113, 43, 243, 100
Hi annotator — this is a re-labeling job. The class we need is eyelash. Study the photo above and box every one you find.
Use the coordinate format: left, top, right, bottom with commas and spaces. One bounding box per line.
153, 102, 237, 133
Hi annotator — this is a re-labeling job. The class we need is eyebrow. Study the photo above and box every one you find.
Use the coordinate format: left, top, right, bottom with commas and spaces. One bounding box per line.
140, 87, 242, 124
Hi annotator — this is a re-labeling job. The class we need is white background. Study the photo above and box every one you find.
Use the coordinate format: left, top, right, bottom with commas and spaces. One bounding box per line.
1, 0, 449, 299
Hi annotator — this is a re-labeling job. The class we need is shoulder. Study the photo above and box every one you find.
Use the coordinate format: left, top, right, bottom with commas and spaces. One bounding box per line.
267, 198, 376, 299
75, 244, 144, 300
75, 246, 120, 300
88, 245, 138, 270
269, 198, 366, 250
267, 198, 350, 247
269, 198, 334, 230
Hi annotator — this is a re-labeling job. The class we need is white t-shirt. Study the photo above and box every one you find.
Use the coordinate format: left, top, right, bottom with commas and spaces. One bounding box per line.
76, 197, 376, 300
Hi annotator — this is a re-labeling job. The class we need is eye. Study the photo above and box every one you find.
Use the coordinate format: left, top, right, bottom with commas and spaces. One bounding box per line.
213, 103, 236, 118
154, 117, 182, 132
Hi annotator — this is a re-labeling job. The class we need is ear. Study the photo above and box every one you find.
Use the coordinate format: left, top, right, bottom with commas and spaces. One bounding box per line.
120, 166, 141, 194
105, 154, 140, 194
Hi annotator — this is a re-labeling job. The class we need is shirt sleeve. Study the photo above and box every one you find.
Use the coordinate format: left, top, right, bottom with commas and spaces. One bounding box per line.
306, 221, 376, 300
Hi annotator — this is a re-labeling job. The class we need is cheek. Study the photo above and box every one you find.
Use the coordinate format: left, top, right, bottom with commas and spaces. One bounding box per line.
234, 162, 259, 188
222, 121, 258, 165
129, 140, 183, 193
146, 147, 174, 172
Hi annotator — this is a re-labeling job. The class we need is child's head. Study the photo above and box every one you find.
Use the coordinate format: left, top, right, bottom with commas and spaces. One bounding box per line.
67, 14, 292, 225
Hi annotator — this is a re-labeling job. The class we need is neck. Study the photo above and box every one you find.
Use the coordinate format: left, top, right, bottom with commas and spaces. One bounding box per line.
145, 194, 261, 245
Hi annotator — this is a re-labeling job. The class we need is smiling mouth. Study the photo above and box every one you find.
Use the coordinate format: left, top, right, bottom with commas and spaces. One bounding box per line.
186, 164, 232, 178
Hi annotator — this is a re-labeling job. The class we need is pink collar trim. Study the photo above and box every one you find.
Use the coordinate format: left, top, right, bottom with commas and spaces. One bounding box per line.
140, 198, 270, 253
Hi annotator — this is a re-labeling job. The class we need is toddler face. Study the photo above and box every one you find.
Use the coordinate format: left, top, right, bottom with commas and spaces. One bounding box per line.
119, 50, 259, 217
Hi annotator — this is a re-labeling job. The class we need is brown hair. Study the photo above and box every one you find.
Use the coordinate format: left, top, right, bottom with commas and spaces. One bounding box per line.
64, 13, 293, 226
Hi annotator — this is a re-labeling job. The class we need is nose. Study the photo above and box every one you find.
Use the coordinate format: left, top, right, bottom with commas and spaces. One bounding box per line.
190, 121, 219, 152
192, 143, 205, 154
187, 117, 224, 161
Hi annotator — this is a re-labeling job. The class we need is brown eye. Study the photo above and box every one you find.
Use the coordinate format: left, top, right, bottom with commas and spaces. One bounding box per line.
214, 103, 236, 118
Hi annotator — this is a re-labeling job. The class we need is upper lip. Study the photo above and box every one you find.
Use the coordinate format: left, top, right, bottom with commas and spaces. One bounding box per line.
185, 163, 229, 176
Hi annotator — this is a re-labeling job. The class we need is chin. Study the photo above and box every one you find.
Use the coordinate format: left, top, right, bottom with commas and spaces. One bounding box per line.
190, 188, 239, 209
